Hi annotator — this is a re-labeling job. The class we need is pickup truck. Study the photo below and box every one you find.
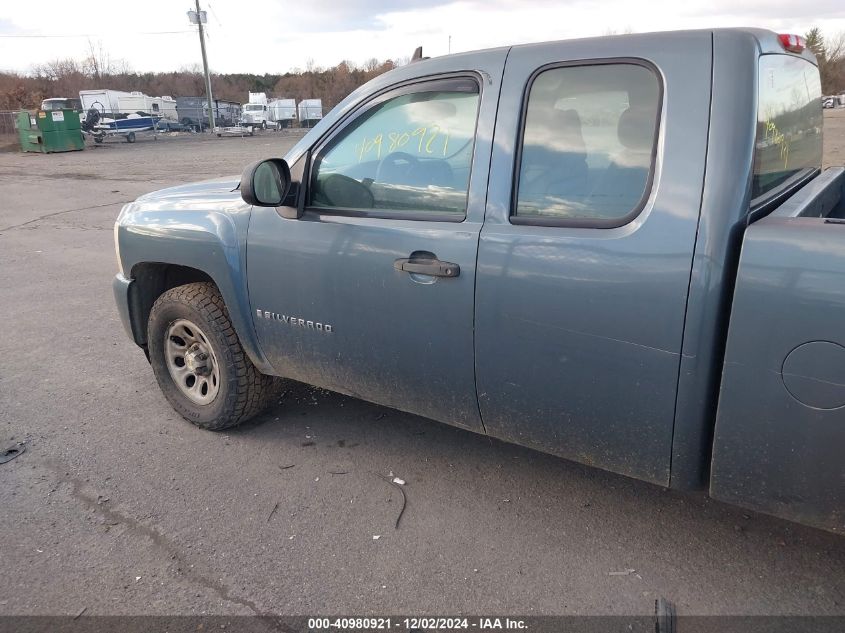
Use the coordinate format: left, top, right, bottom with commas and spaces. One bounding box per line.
113, 28, 844, 533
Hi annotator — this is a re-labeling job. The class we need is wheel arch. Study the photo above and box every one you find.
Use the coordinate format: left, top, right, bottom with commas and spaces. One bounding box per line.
125, 261, 274, 375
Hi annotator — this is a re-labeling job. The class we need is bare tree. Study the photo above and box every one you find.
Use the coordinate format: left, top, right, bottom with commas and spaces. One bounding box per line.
2, 52, 399, 112
805, 28, 845, 94
84, 39, 106, 79
824, 32, 845, 93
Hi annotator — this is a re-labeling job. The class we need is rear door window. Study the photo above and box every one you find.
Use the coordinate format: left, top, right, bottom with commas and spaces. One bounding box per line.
513, 63, 661, 226
752, 55, 823, 200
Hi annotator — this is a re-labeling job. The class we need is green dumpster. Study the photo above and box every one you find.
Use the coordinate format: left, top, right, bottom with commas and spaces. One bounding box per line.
17, 109, 84, 153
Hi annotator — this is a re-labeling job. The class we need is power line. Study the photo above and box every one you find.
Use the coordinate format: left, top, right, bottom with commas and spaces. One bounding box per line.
206, 3, 224, 28
0, 31, 194, 38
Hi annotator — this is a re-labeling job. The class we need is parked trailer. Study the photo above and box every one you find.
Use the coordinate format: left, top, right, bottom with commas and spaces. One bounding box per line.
79, 89, 130, 117
176, 97, 241, 130
79, 89, 176, 121
118, 93, 178, 121
214, 100, 242, 127
84, 114, 162, 144
298, 99, 323, 126
214, 125, 256, 137
268, 99, 296, 128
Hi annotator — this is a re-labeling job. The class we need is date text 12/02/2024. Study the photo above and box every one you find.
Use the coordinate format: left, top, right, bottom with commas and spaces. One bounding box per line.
307, 618, 527, 630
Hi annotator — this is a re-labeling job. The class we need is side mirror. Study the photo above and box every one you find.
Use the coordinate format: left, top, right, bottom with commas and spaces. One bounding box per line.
240, 158, 291, 207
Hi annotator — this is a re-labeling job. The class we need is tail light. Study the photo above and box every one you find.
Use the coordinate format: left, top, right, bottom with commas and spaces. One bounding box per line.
778, 33, 806, 53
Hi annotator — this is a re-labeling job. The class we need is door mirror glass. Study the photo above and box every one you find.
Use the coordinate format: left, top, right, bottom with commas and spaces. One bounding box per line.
240, 158, 291, 207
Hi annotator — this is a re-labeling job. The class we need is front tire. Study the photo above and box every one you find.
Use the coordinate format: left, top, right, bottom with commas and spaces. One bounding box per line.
147, 282, 279, 430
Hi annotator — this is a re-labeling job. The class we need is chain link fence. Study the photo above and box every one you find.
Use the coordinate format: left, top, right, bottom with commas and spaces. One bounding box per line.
0, 111, 18, 136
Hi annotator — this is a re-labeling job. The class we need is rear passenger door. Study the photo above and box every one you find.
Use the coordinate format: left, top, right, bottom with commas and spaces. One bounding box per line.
475, 34, 713, 485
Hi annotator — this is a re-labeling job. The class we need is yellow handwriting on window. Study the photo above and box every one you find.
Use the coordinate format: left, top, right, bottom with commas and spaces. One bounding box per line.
764, 119, 789, 169
355, 126, 451, 162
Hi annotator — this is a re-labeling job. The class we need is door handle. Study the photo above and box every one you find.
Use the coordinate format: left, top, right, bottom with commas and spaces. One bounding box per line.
394, 257, 460, 278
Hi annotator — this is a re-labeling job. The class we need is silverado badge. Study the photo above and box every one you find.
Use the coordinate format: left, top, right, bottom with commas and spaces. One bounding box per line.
256, 309, 333, 333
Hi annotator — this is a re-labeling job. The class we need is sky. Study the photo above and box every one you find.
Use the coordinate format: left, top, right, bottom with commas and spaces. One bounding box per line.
1, 0, 844, 75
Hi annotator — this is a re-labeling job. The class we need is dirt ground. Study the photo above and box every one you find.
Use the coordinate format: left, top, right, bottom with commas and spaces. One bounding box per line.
0, 121, 843, 620
824, 108, 845, 168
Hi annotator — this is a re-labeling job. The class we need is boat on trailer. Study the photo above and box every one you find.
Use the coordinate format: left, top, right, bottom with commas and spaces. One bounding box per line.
79, 88, 173, 143
83, 111, 162, 143
95, 112, 160, 132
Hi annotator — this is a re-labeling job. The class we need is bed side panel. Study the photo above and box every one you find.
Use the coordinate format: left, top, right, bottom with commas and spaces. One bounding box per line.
710, 208, 845, 533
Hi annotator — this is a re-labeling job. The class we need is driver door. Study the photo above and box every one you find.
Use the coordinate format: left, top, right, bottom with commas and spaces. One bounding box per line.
246, 65, 503, 432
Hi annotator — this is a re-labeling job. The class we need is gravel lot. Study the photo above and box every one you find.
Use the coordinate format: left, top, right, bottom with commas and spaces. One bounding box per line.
0, 119, 844, 618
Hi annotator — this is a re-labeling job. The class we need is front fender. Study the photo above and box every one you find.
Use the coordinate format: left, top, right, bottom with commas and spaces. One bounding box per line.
115, 196, 274, 375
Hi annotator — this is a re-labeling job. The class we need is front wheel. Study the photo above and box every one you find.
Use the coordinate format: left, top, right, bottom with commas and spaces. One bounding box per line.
261, 120, 267, 130
147, 282, 281, 430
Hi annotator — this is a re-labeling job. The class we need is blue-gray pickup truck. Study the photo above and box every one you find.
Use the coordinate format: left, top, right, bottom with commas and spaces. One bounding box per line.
113, 29, 844, 533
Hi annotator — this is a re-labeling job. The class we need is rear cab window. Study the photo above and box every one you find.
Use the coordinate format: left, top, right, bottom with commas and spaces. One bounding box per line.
752, 55, 823, 201
513, 62, 662, 227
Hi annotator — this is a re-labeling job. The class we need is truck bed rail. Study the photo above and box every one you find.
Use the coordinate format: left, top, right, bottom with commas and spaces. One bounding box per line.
769, 166, 845, 219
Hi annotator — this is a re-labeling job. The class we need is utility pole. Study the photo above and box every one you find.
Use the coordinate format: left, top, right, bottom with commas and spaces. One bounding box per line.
448, 35, 451, 54
189, 1, 216, 131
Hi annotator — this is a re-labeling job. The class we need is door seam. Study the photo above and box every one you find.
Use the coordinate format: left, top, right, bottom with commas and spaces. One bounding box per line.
472, 46, 513, 437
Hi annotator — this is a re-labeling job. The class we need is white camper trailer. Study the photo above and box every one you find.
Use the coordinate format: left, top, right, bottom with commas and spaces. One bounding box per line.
79, 89, 179, 143
79, 89, 131, 117
79, 89, 177, 121
118, 93, 178, 121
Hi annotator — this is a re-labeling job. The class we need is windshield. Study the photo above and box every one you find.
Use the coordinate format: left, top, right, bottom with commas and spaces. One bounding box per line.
245, 105, 263, 111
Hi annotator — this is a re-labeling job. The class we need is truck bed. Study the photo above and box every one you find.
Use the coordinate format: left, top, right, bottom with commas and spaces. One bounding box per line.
710, 167, 845, 533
